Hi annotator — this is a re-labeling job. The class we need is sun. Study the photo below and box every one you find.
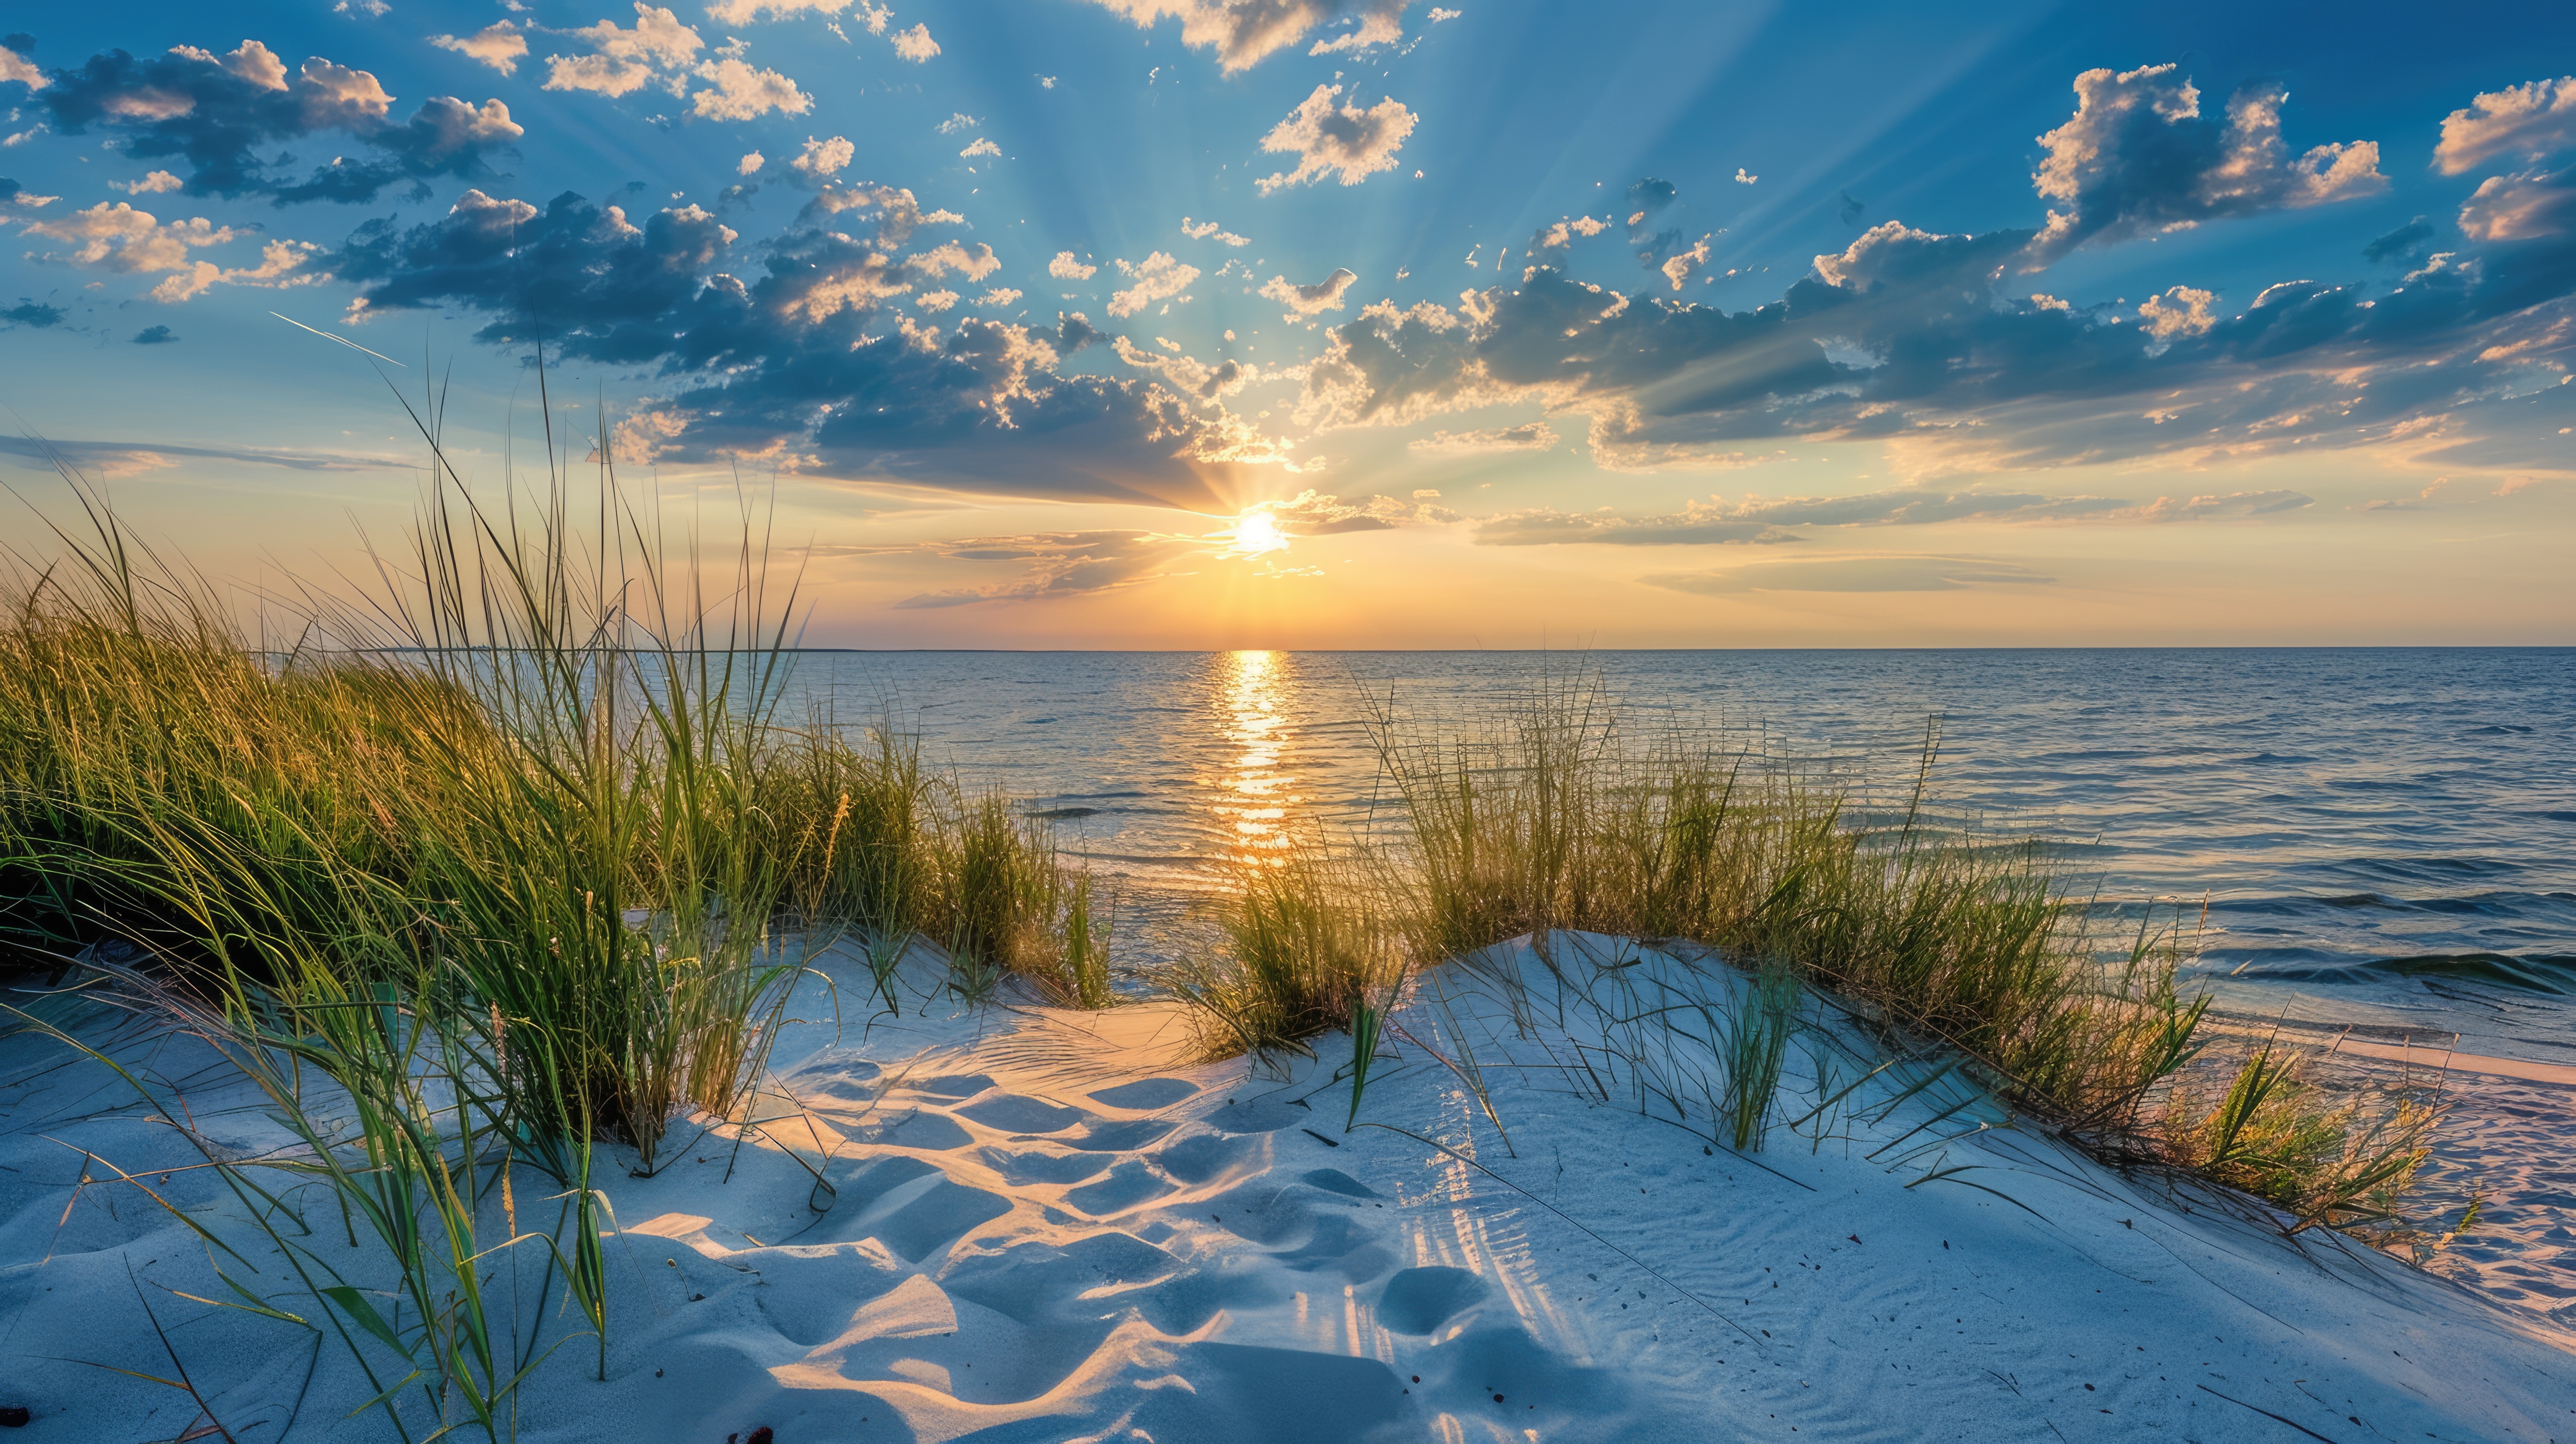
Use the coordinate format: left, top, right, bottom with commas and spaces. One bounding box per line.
1225, 509, 1292, 557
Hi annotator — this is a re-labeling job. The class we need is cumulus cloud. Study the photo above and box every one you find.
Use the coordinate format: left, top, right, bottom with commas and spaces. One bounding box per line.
545, 4, 704, 97
1527, 214, 1610, 252
738, 150, 765, 174
790, 134, 854, 180
2458, 168, 2576, 241
112, 171, 185, 195
2136, 284, 2215, 347
132, 324, 178, 344
1180, 216, 1249, 245
690, 57, 812, 119
2435, 76, 2576, 175
1077, 0, 1412, 74
1049, 251, 1097, 280
21, 200, 320, 301
889, 23, 940, 61
978, 287, 1022, 307
328, 184, 1285, 506
1256, 84, 1415, 193
937, 111, 981, 134
1660, 234, 1711, 291
2029, 63, 2383, 261
706, 0, 861, 21
431, 22, 528, 76
1107, 251, 1198, 317
1, 42, 43, 91
960, 137, 1001, 158
1260, 266, 1356, 315
35, 39, 521, 204
1409, 421, 1556, 454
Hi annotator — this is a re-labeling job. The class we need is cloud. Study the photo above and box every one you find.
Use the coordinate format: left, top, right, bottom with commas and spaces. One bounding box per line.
2458, 168, 2576, 241
1256, 84, 1415, 193
111, 170, 184, 195
2136, 284, 2215, 346
690, 57, 812, 119
738, 150, 765, 174
2363, 215, 2434, 265
431, 22, 528, 76
890, 530, 1197, 607
938, 111, 981, 134
19, 201, 323, 301
0, 433, 411, 474
706, 0, 860, 21
545, 4, 703, 97
1077, 0, 1412, 74
1471, 487, 2312, 547
978, 287, 1022, 308
2029, 63, 2383, 261
1108, 251, 1198, 316
1267, 487, 1457, 532
889, 23, 940, 61
1180, 216, 1249, 245
1408, 421, 1556, 454
0, 176, 56, 208
1049, 251, 1097, 280
1, 42, 44, 91
1527, 214, 1610, 252
132, 324, 179, 344
37, 39, 522, 204
1660, 235, 1711, 291
329, 185, 1286, 507
1644, 555, 2056, 594
2435, 76, 2576, 175
1260, 266, 1356, 315
2, 301, 64, 329
790, 134, 854, 180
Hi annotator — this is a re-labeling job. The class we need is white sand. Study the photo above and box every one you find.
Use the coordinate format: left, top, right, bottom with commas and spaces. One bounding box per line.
4, 935, 2571, 1441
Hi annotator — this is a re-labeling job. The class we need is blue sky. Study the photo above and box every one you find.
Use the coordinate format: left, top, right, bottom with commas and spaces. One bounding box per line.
3, 0, 2572, 646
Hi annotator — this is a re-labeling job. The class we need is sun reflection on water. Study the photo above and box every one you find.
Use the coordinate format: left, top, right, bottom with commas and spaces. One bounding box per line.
1209, 649, 1303, 866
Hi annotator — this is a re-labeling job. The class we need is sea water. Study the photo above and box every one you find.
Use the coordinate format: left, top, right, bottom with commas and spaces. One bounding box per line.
787, 647, 2575, 1322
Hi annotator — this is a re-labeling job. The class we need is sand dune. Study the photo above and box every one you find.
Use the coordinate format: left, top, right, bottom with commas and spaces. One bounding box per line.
4, 938, 2570, 1440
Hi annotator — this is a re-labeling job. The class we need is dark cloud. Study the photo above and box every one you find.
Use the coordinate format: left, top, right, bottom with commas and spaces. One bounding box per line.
37, 40, 520, 206
131, 324, 178, 344
2027, 64, 2384, 262
1624, 176, 1682, 266
0, 178, 20, 204
3, 301, 64, 328
2363, 216, 2435, 265
332, 184, 1284, 507
1837, 190, 1866, 227
1297, 189, 2576, 478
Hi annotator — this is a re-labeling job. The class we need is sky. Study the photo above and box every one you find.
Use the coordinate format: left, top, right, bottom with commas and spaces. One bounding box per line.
3, 0, 2573, 648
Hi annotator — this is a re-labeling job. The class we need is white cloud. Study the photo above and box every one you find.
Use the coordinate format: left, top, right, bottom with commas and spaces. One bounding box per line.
1049, 251, 1098, 280
858, 3, 891, 33
938, 111, 982, 134
959, 137, 1001, 158
791, 133, 854, 179
1428, 7, 1460, 19
546, 3, 705, 97
1259, 266, 1356, 314
889, 22, 940, 61
335, 0, 393, 17
1660, 234, 1710, 291
1409, 422, 1556, 454
1077, 0, 1410, 73
689, 57, 812, 119
112, 171, 186, 196
2030, 64, 2383, 259
2136, 284, 2216, 348
738, 150, 765, 174
915, 289, 959, 311
2435, 76, 2576, 175
1108, 251, 1198, 316
431, 22, 529, 76
706, 0, 858, 22
2457, 168, 2576, 240
1, 43, 48, 91
1734, 167, 1757, 184
1180, 216, 1250, 246
1309, 9, 1402, 57
905, 239, 1000, 282
21, 203, 323, 303
978, 287, 1023, 307
1256, 84, 1416, 193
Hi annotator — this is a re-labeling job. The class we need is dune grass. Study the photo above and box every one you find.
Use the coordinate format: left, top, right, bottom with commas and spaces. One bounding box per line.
0, 439, 2447, 1432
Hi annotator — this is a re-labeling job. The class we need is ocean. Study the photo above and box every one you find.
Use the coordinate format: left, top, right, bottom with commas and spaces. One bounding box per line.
788, 647, 2575, 1321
